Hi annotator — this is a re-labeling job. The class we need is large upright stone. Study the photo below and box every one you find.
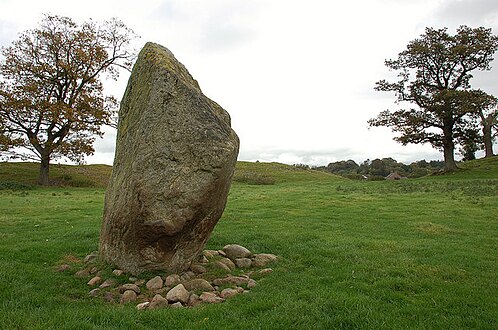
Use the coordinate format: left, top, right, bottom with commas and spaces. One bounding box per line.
99, 42, 239, 274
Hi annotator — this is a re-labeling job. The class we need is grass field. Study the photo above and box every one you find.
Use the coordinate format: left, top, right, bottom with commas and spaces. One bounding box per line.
0, 158, 497, 329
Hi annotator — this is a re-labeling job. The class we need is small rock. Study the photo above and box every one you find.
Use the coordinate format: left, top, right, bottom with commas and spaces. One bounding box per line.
165, 274, 180, 287
247, 279, 257, 289
190, 264, 207, 274
219, 258, 236, 271
121, 290, 138, 304
258, 268, 273, 275
253, 254, 278, 267
129, 276, 138, 282
202, 250, 219, 258
88, 288, 101, 297
112, 269, 124, 276
199, 292, 225, 304
170, 302, 184, 308
188, 293, 202, 307
218, 250, 227, 257
89, 267, 98, 274
74, 269, 90, 278
223, 244, 252, 260
215, 261, 232, 272
87, 276, 102, 286
166, 284, 189, 304
57, 264, 71, 272
84, 252, 98, 263
149, 294, 168, 309
136, 301, 150, 310
183, 279, 215, 292
119, 284, 141, 294
212, 275, 248, 286
199, 256, 209, 264
234, 258, 252, 268
103, 292, 114, 303
220, 288, 239, 299
146, 276, 163, 291
99, 279, 117, 289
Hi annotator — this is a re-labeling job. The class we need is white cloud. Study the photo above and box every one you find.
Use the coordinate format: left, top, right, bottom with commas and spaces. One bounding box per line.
1, 0, 497, 166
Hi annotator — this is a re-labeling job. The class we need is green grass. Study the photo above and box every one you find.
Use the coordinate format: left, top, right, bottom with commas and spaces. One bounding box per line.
0, 158, 497, 329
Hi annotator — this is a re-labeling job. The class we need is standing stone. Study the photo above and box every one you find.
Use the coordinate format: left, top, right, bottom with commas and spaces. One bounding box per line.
99, 42, 239, 275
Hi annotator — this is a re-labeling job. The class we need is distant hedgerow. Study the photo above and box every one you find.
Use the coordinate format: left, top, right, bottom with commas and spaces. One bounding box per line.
0, 181, 33, 190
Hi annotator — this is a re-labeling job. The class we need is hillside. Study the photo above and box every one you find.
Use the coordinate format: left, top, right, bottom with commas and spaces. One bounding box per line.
0, 157, 495, 188
0, 160, 341, 188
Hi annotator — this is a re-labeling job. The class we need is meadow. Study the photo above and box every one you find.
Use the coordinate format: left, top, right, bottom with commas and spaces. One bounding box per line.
0, 158, 497, 329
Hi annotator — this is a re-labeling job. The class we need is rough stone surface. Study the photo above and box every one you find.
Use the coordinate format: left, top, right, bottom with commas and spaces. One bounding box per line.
202, 250, 219, 258
112, 269, 124, 276
136, 301, 150, 310
171, 302, 184, 308
84, 252, 98, 263
219, 258, 236, 271
183, 279, 214, 292
99, 279, 117, 289
258, 268, 273, 275
220, 288, 240, 299
99, 42, 239, 275
199, 292, 224, 304
121, 290, 138, 304
146, 276, 163, 291
87, 276, 102, 286
166, 284, 189, 304
119, 284, 141, 294
234, 258, 252, 268
165, 274, 180, 287
212, 275, 249, 286
149, 294, 168, 309
188, 293, 202, 307
253, 254, 278, 267
215, 261, 232, 272
247, 279, 257, 289
223, 244, 252, 260
88, 288, 101, 297
190, 264, 207, 274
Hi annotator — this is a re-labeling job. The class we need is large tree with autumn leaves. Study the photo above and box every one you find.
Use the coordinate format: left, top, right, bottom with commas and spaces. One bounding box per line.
0, 15, 137, 185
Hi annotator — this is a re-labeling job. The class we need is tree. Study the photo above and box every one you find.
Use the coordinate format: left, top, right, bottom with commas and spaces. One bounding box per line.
0, 14, 138, 185
369, 26, 498, 171
455, 91, 497, 158
476, 98, 498, 157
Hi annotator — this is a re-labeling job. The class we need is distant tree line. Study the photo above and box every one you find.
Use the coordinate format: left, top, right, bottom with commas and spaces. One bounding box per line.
312, 158, 445, 179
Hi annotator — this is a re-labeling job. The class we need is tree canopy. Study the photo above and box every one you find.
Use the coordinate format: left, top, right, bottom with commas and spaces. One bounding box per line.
0, 14, 138, 184
369, 26, 498, 170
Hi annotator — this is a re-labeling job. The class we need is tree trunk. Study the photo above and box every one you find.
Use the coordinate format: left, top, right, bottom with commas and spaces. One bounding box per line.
38, 153, 50, 186
442, 122, 458, 171
482, 115, 494, 158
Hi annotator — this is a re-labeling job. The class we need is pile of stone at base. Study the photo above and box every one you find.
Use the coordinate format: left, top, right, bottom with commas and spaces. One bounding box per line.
62, 244, 277, 310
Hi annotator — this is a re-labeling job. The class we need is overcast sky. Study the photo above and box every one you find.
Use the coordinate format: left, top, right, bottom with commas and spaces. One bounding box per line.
1, 0, 498, 166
